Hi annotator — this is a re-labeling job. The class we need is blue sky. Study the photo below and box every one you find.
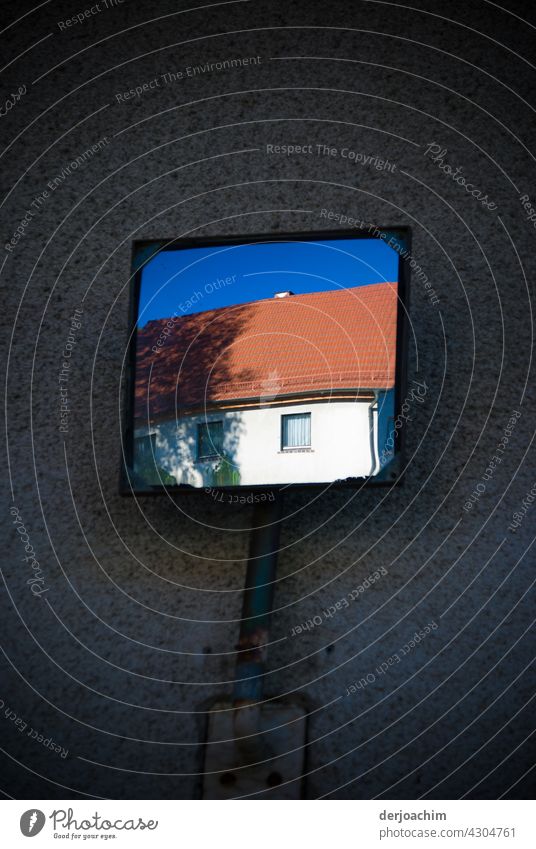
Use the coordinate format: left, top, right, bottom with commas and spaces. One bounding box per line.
137, 238, 398, 325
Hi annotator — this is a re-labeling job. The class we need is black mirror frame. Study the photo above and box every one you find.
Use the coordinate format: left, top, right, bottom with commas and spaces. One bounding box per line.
119, 227, 412, 497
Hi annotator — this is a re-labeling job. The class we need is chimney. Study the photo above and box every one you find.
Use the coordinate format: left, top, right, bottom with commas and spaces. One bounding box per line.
273, 291, 294, 298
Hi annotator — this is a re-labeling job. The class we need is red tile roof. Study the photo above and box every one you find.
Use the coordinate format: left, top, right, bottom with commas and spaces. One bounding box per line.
134, 282, 398, 422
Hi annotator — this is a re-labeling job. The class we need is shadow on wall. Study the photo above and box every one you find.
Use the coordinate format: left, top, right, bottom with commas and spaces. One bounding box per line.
155, 410, 246, 487
132, 303, 256, 488
209, 413, 245, 487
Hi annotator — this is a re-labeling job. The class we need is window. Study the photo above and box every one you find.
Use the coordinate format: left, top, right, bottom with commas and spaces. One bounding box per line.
135, 433, 156, 460
198, 420, 224, 459
281, 413, 311, 449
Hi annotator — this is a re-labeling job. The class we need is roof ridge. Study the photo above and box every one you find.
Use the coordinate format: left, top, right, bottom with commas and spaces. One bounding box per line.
139, 280, 398, 329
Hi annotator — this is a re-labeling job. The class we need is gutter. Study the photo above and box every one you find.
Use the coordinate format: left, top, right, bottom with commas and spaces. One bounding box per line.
368, 391, 381, 476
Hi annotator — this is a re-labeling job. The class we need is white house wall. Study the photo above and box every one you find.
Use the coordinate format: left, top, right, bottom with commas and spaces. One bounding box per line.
135, 397, 394, 487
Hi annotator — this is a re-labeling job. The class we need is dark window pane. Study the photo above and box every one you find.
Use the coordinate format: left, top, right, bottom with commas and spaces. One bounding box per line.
135, 433, 156, 458
198, 421, 223, 458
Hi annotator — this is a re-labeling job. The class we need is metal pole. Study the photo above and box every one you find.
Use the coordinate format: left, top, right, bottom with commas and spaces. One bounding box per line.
232, 496, 283, 754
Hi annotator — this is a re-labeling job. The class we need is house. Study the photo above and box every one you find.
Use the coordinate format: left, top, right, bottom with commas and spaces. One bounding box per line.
132, 282, 398, 487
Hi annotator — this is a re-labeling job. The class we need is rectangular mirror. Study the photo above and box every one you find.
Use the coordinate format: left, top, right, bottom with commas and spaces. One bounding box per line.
121, 229, 411, 493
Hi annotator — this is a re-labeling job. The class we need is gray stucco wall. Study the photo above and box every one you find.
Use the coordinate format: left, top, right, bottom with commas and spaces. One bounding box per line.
1, 0, 535, 799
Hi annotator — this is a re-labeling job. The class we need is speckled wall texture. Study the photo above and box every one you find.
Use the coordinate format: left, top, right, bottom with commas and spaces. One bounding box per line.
1, 0, 535, 800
